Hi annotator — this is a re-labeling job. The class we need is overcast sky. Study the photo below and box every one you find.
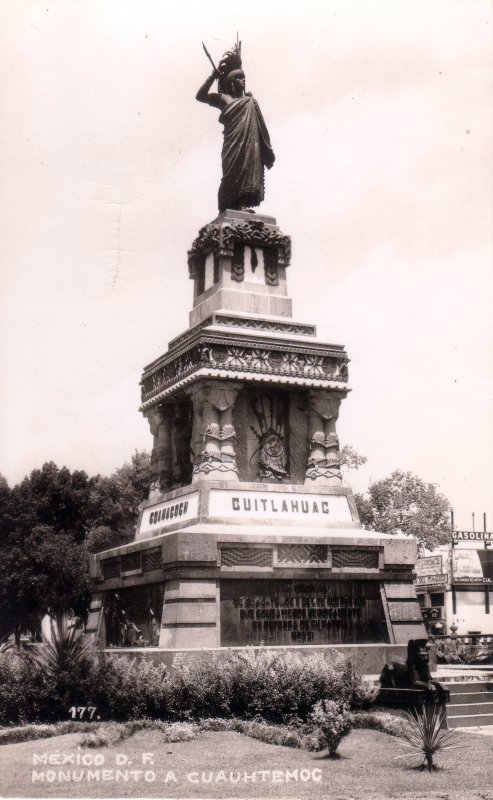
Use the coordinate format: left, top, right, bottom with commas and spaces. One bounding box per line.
1, 0, 492, 530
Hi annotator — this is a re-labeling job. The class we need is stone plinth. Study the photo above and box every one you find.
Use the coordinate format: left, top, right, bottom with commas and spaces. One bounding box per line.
88, 209, 427, 671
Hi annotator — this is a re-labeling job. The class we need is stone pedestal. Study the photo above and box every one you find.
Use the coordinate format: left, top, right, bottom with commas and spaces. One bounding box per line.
89, 210, 426, 669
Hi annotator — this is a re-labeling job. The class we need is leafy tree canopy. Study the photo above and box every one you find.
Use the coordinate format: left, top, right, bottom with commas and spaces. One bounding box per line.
340, 445, 367, 471
355, 470, 451, 550
86, 450, 151, 552
0, 525, 91, 644
7, 462, 92, 543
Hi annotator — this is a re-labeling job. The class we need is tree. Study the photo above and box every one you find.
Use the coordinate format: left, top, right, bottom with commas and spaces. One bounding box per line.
8, 462, 92, 543
86, 450, 151, 552
340, 445, 367, 471
355, 470, 451, 550
0, 525, 91, 645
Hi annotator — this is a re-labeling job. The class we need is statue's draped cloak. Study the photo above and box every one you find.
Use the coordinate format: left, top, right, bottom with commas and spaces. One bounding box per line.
218, 96, 275, 212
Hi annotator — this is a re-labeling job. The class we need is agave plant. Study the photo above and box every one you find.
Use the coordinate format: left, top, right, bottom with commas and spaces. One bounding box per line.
30, 616, 94, 678
396, 707, 460, 772
0, 634, 14, 653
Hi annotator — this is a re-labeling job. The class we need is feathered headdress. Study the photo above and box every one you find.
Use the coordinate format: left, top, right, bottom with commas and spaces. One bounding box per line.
217, 41, 242, 94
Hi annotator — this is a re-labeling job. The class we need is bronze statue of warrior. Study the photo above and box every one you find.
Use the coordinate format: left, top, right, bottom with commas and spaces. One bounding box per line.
196, 41, 275, 212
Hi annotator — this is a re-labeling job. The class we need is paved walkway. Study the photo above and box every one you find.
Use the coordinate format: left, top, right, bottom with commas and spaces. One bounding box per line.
455, 725, 493, 735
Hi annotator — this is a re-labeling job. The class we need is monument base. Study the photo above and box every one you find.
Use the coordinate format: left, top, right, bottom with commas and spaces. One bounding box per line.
88, 482, 427, 656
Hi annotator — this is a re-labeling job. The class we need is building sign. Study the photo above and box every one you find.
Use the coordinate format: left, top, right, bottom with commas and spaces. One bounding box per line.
415, 573, 448, 586
453, 549, 493, 585
138, 492, 199, 534
220, 579, 388, 646
416, 555, 443, 576
453, 530, 493, 543
209, 489, 353, 523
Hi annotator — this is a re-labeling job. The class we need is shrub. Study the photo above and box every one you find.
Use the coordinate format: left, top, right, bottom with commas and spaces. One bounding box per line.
310, 699, 352, 757
0, 721, 101, 745
350, 709, 408, 738
0, 651, 55, 724
80, 720, 198, 748
90, 651, 168, 721
224, 648, 368, 722
165, 653, 232, 719
0, 644, 372, 725
436, 639, 491, 665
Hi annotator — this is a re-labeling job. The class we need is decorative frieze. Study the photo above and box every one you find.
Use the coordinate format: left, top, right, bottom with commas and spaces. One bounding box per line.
141, 340, 349, 405
278, 545, 328, 565
332, 548, 379, 569
221, 547, 273, 568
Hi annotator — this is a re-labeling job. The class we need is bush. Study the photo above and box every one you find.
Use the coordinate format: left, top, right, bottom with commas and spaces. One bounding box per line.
0, 721, 101, 745
0, 651, 54, 724
90, 651, 169, 721
165, 653, 232, 720
310, 699, 352, 757
350, 709, 408, 738
436, 639, 492, 665
0, 646, 373, 725
80, 720, 197, 748
220, 648, 368, 722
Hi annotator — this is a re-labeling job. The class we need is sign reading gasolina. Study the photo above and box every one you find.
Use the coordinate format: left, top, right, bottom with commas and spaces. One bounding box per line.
209, 489, 353, 522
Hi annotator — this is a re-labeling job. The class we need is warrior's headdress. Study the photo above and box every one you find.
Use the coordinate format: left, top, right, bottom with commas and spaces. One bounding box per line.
217, 41, 242, 94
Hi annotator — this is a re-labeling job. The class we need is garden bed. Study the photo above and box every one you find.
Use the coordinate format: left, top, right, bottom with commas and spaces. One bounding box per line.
0, 725, 490, 799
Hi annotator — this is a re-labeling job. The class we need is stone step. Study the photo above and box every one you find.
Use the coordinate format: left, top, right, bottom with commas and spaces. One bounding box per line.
448, 691, 493, 704
448, 712, 493, 728
448, 701, 493, 715
443, 681, 492, 691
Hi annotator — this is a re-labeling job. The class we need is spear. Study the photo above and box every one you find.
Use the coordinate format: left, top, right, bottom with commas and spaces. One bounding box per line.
202, 42, 218, 74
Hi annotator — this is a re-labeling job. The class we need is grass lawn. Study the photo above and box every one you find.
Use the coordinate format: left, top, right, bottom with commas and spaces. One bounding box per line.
0, 726, 492, 800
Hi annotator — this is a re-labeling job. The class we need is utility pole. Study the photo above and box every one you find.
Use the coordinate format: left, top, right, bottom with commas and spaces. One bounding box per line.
450, 508, 456, 616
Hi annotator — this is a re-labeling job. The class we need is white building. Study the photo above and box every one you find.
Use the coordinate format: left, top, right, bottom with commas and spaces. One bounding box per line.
415, 532, 493, 636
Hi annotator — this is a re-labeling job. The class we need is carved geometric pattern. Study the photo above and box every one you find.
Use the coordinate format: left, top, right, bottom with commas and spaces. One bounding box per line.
215, 316, 315, 336
141, 340, 349, 405
121, 552, 142, 573
102, 558, 121, 580
143, 547, 163, 573
233, 391, 249, 480
221, 547, 273, 568
331, 548, 379, 569
387, 601, 425, 623
278, 545, 328, 564
289, 394, 307, 484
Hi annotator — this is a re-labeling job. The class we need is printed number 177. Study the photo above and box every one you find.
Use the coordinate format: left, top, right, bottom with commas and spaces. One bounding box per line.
69, 706, 97, 719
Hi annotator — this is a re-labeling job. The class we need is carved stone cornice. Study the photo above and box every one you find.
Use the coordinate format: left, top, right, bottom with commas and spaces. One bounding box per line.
188, 219, 291, 279
141, 336, 349, 406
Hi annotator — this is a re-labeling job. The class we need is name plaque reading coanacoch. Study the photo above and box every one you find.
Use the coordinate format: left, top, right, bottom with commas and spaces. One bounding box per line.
209, 489, 352, 523
139, 491, 199, 534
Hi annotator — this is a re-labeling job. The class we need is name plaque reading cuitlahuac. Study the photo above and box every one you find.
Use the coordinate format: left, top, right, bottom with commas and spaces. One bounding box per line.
139, 492, 199, 534
209, 489, 353, 523
220, 579, 389, 646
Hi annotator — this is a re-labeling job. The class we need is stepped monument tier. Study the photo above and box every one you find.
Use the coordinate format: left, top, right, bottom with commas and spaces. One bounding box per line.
88, 42, 426, 672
